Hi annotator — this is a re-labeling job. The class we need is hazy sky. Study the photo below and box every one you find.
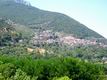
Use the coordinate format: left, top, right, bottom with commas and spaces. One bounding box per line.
26, 0, 107, 38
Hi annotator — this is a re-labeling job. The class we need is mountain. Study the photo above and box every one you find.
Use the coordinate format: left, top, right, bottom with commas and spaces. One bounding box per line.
0, 0, 104, 39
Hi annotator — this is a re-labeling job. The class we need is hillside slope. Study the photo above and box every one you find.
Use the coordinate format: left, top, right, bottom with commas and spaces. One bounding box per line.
0, 0, 104, 38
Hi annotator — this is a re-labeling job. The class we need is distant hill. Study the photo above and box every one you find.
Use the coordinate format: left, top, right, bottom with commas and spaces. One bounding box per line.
0, 0, 104, 39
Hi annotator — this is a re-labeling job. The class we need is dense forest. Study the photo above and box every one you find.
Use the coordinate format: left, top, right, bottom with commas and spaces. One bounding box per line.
0, 54, 106, 80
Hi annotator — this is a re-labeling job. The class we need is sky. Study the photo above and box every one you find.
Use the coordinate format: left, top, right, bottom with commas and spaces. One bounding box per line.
26, 0, 107, 38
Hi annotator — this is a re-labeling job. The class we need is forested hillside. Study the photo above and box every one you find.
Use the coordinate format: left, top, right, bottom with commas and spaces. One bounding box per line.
0, 0, 104, 38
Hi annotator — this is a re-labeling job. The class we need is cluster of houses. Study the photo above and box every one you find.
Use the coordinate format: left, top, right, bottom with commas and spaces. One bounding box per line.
31, 30, 107, 47
60, 36, 97, 46
31, 30, 60, 45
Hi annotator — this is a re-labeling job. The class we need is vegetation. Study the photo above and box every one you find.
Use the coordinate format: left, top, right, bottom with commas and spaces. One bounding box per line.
0, 18, 34, 47
0, 0, 104, 38
0, 19, 107, 80
0, 19, 23, 46
0, 0, 107, 80
0, 54, 106, 80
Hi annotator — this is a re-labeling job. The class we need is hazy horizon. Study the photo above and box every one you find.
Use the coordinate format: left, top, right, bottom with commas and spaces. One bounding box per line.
26, 0, 107, 38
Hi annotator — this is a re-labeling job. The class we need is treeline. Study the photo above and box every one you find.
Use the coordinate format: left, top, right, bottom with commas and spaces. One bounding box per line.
1, 43, 107, 62
0, 54, 106, 80
37, 43, 107, 62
